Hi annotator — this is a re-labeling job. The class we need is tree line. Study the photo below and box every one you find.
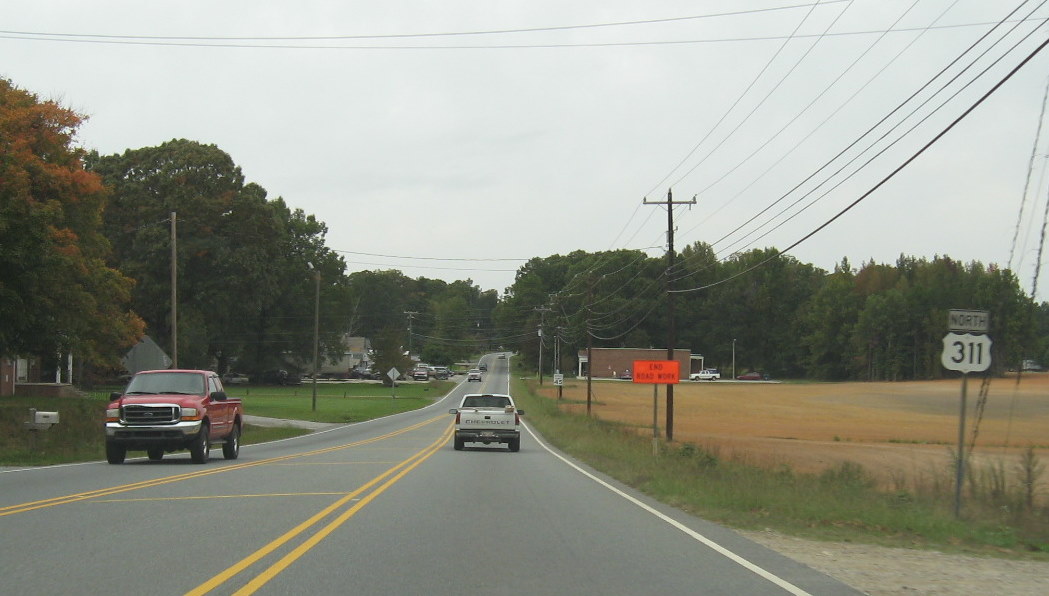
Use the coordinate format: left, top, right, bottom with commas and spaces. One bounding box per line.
3, 78, 1045, 384
499, 247, 1044, 381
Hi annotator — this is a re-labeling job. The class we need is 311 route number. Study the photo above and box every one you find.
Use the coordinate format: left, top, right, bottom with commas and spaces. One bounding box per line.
941, 333, 992, 373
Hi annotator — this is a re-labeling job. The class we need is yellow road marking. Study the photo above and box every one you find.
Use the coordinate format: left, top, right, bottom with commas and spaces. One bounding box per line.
94, 492, 352, 503
187, 424, 452, 596
0, 416, 444, 517
266, 461, 401, 466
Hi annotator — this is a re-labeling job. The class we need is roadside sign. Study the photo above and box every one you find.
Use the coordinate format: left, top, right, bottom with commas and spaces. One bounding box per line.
632, 360, 680, 384
941, 333, 992, 373
948, 309, 989, 333
387, 367, 400, 381
553, 373, 564, 386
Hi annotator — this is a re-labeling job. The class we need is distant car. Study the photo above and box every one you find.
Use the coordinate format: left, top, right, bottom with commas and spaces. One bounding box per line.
467, 369, 482, 382
412, 368, 430, 381
479, 363, 488, 371
433, 367, 450, 380
260, 369, 302, 385
498, 354, 506, 359
222, 372, 249, 384
736, 371, 765, 381
690, 369, 720, 381
618, 370, 632, 380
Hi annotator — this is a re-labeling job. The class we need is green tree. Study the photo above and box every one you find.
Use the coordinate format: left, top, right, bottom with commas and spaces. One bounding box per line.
88, 139, 347, 374
372, 326, 412, 386
0, 78, 143, 368
800, 259, 859, 380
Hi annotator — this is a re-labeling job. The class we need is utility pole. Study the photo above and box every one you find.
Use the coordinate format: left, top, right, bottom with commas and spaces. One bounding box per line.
586, 276, 594, 416
404, 311, 419, 358
644, 189, 696, 441
170, 212, 178, 368
535, 306, 551, 384
555, 326, 565, 400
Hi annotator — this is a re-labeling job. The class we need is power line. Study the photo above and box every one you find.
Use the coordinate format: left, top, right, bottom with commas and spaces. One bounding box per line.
2, 16, 1041, 51
1010, 75, 1049, 273
670, 24, 1049, 294
334, 249, 526, 262
0, 3, 849, 43
643, 0, 832, 197
668, 0, 1045, 282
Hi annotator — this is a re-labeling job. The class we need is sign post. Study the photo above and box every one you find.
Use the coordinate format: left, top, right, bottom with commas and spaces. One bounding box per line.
387, 367, 400, 399
941, 310, 991, 518
633, 360, 680, 453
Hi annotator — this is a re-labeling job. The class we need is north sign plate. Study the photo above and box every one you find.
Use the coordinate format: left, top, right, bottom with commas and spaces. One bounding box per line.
947, 310, 989, 333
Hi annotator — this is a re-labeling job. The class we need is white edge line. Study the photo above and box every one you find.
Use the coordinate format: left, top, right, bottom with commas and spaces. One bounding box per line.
522, 422, 814, 596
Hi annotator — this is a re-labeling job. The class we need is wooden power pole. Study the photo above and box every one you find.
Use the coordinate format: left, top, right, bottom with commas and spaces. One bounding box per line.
644, 189, 695, 441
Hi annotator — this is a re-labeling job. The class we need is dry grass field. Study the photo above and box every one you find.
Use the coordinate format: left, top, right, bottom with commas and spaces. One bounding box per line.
541, 373, 1049, 494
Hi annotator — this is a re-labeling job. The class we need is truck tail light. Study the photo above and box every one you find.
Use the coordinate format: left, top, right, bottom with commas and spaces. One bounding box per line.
454, 411, 461, 424
514, 412, 520, 425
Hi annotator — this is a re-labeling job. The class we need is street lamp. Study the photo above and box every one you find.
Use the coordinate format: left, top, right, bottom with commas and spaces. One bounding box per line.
311, 268, 320, 412
732, 339, 736, 380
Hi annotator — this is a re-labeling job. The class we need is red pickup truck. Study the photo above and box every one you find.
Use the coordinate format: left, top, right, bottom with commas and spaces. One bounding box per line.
104, 369, 243, 464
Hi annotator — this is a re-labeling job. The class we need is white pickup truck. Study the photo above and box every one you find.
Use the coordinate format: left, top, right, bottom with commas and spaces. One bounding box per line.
449, 393, 524, 452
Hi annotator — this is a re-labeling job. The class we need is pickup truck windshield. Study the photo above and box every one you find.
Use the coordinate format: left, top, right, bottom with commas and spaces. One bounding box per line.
461, 395, 511, 408
126, 372, 205, 396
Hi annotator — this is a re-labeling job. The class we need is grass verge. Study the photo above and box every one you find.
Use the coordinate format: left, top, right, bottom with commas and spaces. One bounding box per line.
1, 381, 451, 465
512, 377, 1049, 559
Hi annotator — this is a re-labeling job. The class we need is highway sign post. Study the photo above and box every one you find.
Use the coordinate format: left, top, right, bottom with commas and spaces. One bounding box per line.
941, 311, 991, 518
387, 367, 400, 399
633, 360, 680, 454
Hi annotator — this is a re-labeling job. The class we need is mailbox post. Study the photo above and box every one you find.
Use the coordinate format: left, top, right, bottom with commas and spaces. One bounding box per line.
24, 408, 59, 453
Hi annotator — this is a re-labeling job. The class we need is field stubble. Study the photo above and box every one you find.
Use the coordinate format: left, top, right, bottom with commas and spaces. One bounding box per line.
545, 373, 1049, 499
539, 374, 1049, 594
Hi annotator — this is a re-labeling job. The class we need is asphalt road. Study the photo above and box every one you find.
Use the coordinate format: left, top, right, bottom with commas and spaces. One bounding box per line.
0, 355, 860, 595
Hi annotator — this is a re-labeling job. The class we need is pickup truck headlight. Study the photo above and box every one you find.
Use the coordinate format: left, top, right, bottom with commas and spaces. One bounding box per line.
180, 407, 201, 420
105, 408, 120, 422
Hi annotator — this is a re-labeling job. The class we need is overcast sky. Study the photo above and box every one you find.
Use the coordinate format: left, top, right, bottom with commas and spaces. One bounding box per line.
5, 1, 1049, 300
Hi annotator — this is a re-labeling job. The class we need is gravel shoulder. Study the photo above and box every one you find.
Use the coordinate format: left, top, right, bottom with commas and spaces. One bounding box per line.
741, 529, 1049, 595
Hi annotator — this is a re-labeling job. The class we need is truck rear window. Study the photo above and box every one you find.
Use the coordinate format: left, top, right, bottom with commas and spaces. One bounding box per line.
461, 395, 511, 408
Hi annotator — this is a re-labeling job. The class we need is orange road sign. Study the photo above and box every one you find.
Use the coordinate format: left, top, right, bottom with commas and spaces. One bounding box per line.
632, 360, 680, 384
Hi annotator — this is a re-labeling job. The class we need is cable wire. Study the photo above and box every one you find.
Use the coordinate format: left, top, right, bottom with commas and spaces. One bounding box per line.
669, 26, 1049, 294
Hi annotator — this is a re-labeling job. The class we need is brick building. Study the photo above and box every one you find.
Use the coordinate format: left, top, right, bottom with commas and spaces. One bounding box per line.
577, 348, 703, 380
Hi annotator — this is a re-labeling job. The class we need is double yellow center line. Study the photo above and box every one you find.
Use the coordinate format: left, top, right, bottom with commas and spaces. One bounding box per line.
0, 416, 445, 518
4, 417, 452, 593
189, 423, 453, 595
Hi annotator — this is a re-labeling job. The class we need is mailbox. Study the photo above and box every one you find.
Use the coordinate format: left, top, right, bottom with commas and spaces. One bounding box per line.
25, 408, 59, 431
34, 411, 60, 424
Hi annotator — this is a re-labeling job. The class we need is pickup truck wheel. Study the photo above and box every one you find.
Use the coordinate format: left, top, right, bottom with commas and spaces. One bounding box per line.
453, 435, 464, 450
189, 424, 210, 464
508, 438, 520, 453
147, 448, 164, 461
105, 441, 126, 464
222, 423, 240, 460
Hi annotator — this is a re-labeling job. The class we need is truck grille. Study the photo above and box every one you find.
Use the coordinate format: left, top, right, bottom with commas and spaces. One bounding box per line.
122, 404, 180, 425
